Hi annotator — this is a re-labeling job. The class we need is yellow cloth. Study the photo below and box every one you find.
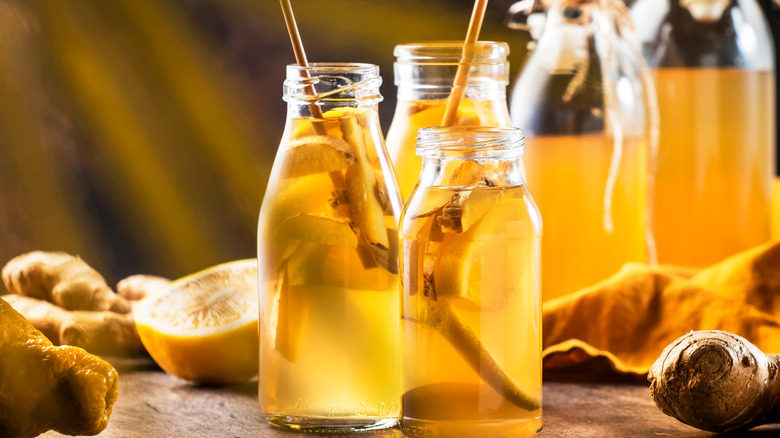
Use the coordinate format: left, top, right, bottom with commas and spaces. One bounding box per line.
542, 240, 780, 380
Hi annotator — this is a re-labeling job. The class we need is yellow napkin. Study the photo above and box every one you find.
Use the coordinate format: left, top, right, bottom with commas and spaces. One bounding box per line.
542, 240, 780, 380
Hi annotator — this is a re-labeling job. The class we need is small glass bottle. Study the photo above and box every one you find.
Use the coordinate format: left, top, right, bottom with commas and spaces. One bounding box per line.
399, 126, 543, 437
385, 41, 512, 202
508, 0, 655, 302
257, 63, 403, 432
631, 0, 775, 267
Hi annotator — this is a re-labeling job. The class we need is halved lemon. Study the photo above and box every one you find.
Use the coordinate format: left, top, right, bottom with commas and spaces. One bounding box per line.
133, 259, 259, 384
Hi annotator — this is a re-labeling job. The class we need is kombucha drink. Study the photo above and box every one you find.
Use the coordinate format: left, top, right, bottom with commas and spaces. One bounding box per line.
400, 127, 542, 437
652, 68, 774, 266
510, 1, 653, 301
523, 135, 649, 302
257, 64, 402, 432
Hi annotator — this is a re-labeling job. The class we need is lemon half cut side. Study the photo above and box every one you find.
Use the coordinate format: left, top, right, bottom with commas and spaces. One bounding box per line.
134, 259, 259, 384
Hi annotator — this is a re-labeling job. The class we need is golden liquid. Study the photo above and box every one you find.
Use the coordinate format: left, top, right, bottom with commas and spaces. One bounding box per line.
653, 68, 773, 267
400, 185, 542, 437
523, 135, 648, 302
257, 108, 400, 429
385, 98, 511, 201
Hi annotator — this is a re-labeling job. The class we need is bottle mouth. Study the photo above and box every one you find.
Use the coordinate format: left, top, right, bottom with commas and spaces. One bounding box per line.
416, 126, 525, 158
284, 63, 383, 103
394, 41, 510, 65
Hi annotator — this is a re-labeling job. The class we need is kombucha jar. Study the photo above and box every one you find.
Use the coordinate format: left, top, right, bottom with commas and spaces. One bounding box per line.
508, 0, 655, 301
631, 0, 775, 267
400, 127, 543, 438
257, 63, 403, 432
386, 41, 513, 201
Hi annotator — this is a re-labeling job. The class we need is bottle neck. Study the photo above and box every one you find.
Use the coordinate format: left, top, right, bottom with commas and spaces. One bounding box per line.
283, 63, 383, 117
393, 41, 510, 102
416, 127, 526, 188
632, 0, 774, 69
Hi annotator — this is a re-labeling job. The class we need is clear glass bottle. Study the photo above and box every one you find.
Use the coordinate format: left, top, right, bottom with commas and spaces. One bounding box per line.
385, 41, 512, 202
631, 0, 775, 267
399, 126, 543, 437
257, 63, 403, 432
508, 0, 655, 302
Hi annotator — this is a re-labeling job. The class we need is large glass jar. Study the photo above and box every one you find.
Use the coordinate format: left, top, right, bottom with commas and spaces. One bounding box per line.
509, 0, 654, 302
399, 127, 543, 437
257, 63, 403, 432
385, 41, 512, 202
631, 0, 775, 266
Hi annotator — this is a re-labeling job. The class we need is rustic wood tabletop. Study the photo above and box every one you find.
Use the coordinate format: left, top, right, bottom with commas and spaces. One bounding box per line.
39, 357, 780, 438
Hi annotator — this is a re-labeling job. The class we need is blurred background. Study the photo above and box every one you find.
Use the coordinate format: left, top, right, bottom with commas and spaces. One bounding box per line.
0, 0, 530, 285
0, 0, 778, 286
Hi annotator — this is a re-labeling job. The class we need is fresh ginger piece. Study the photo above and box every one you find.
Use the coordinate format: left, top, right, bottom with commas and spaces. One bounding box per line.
275, 214, 358, 248
342, 116, 390, 247
2, 295, 144, 356
341, 114, 398, 274
0, 296, 119, 438
2, 251, 130, 313
649, 330, 780, 432
438, 189, 498, 235
117, 275, 171, 301
271, 268, 311, 362
281, 135, 357, 178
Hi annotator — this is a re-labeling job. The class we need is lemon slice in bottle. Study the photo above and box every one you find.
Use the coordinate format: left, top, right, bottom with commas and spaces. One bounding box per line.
133, 259, 259, 384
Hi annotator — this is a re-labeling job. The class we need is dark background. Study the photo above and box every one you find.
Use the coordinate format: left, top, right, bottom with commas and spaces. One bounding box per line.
0, 0, 776, 286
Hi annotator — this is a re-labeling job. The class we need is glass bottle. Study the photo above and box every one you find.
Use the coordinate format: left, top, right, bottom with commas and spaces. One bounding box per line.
508, 0, 655, 302
399, 126, 543, 437
257, 63, 403, 432
631, 0, 775, 266
385, 41, 512, 202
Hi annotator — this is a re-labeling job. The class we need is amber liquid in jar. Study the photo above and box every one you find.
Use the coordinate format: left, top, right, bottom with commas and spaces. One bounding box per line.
258, 64, 402, 432
522, 134, 649, 302
400, 127, 542, 437
652, 68, 773, 266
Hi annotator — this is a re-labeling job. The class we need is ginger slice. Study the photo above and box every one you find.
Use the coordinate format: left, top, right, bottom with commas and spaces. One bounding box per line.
271, 267, 310, 362
438, 189, 497, 235
274, 214, 358, 248
341, 113, 398, 274
281, 135, 357, 178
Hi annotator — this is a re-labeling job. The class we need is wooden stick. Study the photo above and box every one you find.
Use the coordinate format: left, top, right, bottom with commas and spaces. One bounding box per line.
279, 0, 344, 188
279, 0, 324, 121
441, 0, 489, 126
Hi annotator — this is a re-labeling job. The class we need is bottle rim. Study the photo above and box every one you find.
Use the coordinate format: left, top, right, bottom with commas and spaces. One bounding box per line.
286, 62, 379, 74
394, 41, 510, 65
284, 62, 382, 103
416, 126, 525, 157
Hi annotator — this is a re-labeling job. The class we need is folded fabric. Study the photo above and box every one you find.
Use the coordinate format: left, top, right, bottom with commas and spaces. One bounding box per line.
542, 240, 780, 381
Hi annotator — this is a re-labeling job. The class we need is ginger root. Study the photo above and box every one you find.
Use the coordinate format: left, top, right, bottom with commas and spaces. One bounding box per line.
1, 295, 143, 356
117, 274, 170, 301
649, 330, 780, 432
0, 295, 119, 438
2, 251, 130, 313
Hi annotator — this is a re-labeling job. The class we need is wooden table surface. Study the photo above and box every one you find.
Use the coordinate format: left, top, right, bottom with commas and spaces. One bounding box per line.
40, 358, 780, 438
